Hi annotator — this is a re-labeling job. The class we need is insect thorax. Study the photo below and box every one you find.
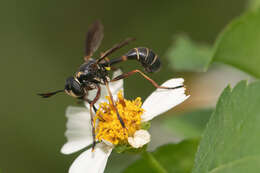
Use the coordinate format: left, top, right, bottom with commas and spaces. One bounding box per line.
76, 59, 108, 85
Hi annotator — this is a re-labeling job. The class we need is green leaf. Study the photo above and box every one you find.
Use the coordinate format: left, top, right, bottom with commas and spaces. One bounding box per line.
167, 9, 260, 77
123, 139, 199, 173
247, 0, 260, 11
163, 109, 213, 139
192, 81, 260, 173
166, 35, 212, 72
210, 156, 260, 173
213, 9, 260, 78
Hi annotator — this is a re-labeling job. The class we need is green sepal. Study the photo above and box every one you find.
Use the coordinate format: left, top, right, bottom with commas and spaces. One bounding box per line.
114, 144, 131, 153
127, 144, 148, 154
141, 121, 151, 130
114, 143, 148, 154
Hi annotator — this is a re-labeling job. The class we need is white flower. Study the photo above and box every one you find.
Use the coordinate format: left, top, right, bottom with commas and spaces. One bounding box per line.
61, 70, 189, 173
128, 129, 151, 148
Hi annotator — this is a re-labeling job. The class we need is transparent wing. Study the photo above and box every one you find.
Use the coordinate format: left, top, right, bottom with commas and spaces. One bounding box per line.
84, 20, 104, 62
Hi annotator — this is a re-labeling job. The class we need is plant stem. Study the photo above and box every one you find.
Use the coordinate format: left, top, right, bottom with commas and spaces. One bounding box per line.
142, 151, 168, 173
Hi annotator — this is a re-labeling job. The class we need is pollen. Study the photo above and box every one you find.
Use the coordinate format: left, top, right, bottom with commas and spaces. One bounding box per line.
95, 91, 144, 145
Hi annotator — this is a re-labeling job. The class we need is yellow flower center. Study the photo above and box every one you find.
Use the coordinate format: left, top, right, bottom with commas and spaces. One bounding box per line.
95, 91, 144, 145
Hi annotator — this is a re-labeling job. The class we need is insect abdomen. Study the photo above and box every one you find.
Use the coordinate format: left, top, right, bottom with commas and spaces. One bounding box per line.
125, 47, 161, 73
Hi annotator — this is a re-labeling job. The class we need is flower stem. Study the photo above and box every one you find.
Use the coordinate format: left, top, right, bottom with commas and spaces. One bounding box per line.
142, 151, 168, 173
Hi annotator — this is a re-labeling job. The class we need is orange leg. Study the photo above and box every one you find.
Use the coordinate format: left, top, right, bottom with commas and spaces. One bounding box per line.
105, 81, 125, 128
96, 38, 135, 63
84, 84, 101, 151
111, 69, 183, 89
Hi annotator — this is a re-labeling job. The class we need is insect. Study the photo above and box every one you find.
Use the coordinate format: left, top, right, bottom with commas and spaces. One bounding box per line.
38, 20, 183, 148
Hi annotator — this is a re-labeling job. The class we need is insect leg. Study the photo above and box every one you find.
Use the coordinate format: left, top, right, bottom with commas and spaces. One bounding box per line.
84, 85, 101, 151
100, 55, 128, 67
111, 69, 183, 89
84, 98, 98, 113
96, 38, 135, 64
104, 81, 126, 128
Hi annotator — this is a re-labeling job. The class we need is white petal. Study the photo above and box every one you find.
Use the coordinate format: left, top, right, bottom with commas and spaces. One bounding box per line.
61, 106, 93, 154
102, 139, 114, 147
69, 143, 113, 173
110, 69, 124, 97
141, 78, 189, 122
128, 130, 151, 148
84, 69, 124, 108
85, 85, 107, 108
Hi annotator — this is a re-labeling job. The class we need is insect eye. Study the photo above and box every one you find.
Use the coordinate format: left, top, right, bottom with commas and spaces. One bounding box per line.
65, 77, 84, 97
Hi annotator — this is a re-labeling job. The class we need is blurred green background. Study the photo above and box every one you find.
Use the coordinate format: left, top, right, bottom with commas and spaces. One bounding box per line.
1, 0, 248, 172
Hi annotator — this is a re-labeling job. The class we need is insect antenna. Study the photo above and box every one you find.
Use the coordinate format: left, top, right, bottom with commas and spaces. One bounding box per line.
37, 90, 64, 98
